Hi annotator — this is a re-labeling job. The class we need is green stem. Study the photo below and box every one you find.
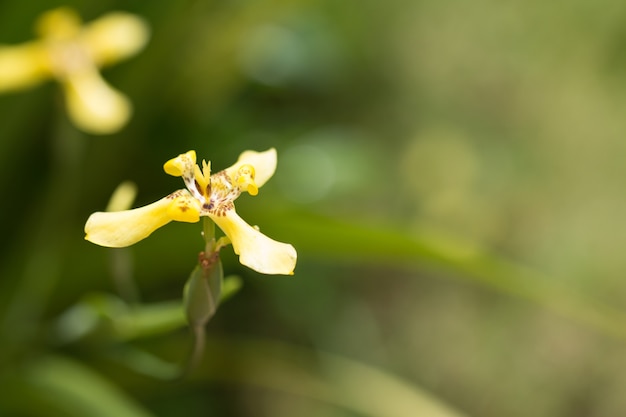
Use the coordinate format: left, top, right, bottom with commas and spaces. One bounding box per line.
0, 103, 85, 356
110, 249, 141, 305
179, 325, 206, 380
180, 216, 223, 376
202, 216, 216, 254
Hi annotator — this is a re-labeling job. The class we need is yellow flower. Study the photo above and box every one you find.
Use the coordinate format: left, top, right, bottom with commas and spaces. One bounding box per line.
0, 7, 149, 134
85, 149, 297, 275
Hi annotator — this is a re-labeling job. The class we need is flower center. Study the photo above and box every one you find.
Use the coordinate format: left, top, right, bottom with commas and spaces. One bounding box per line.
164, 151, 259, 218
202, 170, 240, 217
36, 7, 94, 79
47, 40, 94, 79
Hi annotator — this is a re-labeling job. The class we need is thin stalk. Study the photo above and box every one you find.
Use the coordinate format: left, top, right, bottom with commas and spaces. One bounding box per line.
180, 216, 222, 378
203, 215, 216, 253
0, 101, 85, 356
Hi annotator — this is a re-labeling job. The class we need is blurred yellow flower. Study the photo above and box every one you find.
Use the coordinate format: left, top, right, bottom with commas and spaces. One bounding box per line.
85, 149, 297, 275
0, 7, 149, 134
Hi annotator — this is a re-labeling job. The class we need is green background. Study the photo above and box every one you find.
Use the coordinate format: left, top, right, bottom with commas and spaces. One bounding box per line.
2, 0, 626, 416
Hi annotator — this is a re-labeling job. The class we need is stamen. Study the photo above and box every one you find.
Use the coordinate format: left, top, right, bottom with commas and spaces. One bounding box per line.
184, 173, 205, 204
202, 160, 211, 181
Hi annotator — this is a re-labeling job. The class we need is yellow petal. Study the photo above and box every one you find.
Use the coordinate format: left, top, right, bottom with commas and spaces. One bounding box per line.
82, 12, 150, 67
85, 190, 199, 247
0, 43, 52, 92
62, 68, 131, 134
225, 148, 277, 189
212, 209, 296, 275
163, 150, 196, 177
166, 191, 202, 223
35, 7, 82, 40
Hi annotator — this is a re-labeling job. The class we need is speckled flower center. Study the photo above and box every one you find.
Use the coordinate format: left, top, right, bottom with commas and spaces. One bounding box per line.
171, 152, 256, 218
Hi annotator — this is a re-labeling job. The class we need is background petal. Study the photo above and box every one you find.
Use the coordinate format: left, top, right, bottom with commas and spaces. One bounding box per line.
63, 68, 131, 134
0, 43, 51, 92
82, 12, 150, 67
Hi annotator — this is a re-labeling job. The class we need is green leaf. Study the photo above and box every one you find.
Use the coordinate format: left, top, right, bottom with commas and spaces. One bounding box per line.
54, 293, 186, 343
201, 338, 468, 417
20, 355, 153, 417
261, 208, 626, 340
222, 275, 243, 301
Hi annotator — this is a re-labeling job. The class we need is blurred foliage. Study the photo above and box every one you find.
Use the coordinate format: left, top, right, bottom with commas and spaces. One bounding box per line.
2, 0, 626, 416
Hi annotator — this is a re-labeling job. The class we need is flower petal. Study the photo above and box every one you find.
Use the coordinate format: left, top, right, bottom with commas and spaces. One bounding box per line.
85, 190, 199, 247
212, 209, 296, 275
35, 7, 82, 40
0, 43, 51, 92
225, 148, 277, 189
62, 68, 131, 134
163, 150, 196, 177
82, 12, 150, 67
